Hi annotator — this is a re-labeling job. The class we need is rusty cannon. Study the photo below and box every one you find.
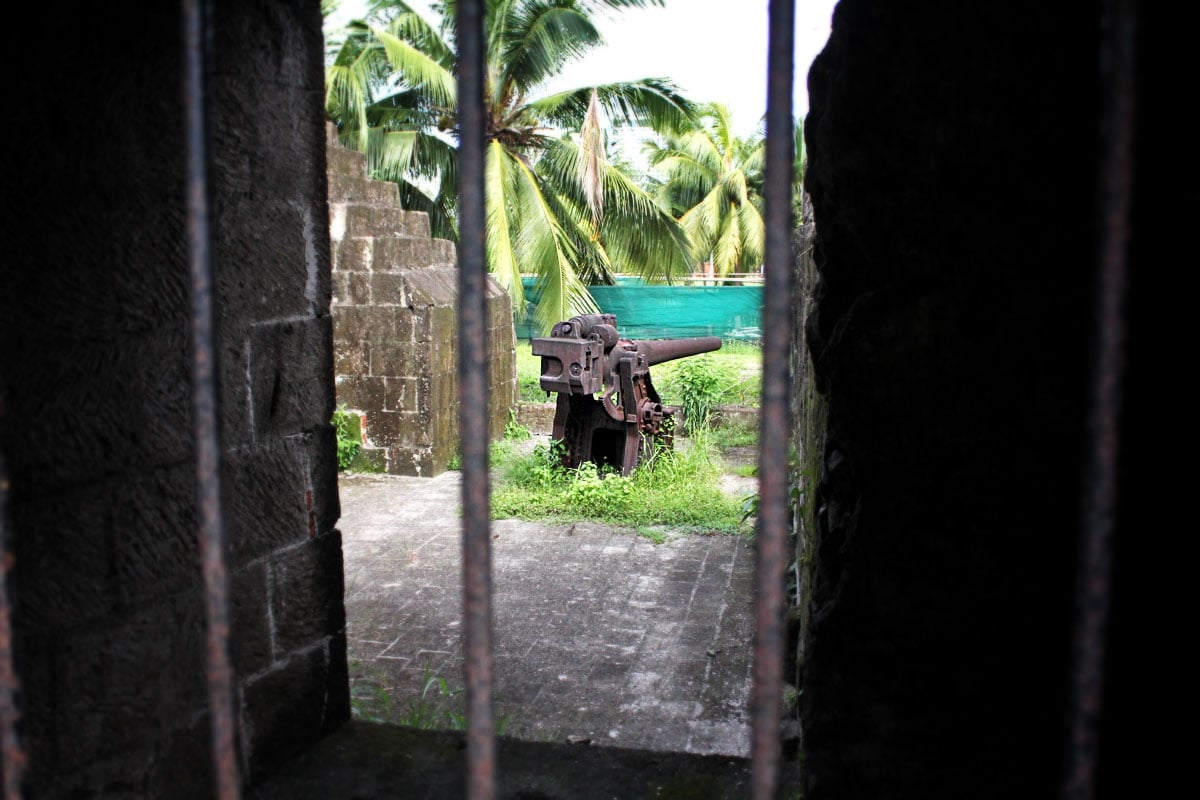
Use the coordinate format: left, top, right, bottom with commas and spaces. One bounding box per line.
531, 313, 722, 475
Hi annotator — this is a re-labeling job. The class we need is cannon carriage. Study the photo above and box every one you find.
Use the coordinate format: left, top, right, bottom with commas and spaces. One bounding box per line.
531, 313, 721, 475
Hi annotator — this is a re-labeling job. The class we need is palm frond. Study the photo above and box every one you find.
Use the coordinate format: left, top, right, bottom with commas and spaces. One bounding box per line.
370, 24, 457, 109
579, 89, 606, 225
538, 139, 691, 283
506, 152, 597, 332
485, 141, 525, 311
678, 182, 724, 261
529, 79, 696, 134
499, 2, 603, 95
385, 5, 456, 67
711, 204, 743, 277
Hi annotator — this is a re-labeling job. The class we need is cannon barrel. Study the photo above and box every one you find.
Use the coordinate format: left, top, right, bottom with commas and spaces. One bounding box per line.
635, 336, 722, 367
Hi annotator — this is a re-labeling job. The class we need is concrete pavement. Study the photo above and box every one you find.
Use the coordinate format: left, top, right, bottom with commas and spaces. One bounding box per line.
338, 444, 759, 757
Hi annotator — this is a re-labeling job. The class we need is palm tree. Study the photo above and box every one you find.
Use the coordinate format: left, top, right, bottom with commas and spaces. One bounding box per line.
324, 0, 697, 332
644, 102, 767, 280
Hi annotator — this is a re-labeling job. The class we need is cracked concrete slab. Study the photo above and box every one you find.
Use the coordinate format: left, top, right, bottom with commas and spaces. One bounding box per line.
338, 460, 758, 757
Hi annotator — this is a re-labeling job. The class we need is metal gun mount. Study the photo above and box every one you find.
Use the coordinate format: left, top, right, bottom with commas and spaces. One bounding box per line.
531, 313, 722, 475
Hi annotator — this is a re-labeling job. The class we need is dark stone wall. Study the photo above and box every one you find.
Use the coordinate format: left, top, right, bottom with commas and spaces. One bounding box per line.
326, 126, 517, 476
789, 196, 826, 696
1, 1, 348, 795
799, 1, 1111, 796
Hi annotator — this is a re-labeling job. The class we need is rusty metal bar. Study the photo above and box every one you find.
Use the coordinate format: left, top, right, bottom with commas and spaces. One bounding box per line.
1064, 0, 1136, 797
751, 1, 796, 798
182, 1, 242, 797
0, 410, 25, 798
455, 0, 496, 798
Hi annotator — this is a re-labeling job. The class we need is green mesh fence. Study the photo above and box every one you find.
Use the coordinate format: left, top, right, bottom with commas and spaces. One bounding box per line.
514, 277, 763, 341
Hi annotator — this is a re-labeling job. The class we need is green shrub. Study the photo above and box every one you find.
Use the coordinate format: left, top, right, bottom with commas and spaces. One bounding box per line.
669, 354, 738, 434
504, 409, 532, 440
331, 405, 362, 470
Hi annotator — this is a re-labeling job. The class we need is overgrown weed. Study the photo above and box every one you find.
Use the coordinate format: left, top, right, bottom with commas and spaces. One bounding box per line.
491, 427, 747, 534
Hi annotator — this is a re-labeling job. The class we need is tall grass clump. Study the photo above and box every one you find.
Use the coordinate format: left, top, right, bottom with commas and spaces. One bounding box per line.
491, 430, 745, 534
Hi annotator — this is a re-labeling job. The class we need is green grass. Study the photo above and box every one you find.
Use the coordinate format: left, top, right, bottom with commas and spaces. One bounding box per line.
708, 418, 759, 449
515, 346, 550, 403
350, 660, 509, 734
490, 429, 748, 534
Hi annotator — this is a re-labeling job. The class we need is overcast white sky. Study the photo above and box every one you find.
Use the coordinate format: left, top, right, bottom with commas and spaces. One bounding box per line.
328, 0, 838, 139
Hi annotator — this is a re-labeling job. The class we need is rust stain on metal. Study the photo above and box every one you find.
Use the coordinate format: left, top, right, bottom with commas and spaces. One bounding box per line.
455, 1, 496, 798
752, 2, 795, 799
531, 313, 721, 475
1064, 1, 1135, 798
183, 0, 243, 796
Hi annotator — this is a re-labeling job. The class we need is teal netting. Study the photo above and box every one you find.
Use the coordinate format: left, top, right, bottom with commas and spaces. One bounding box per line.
514, 277, 763, 342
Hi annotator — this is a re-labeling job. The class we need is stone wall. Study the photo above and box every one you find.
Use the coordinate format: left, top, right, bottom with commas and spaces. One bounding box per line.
789, 195, 826, 695
1, 2, 347, 794
325, 125, 517, 476
797, 1, 1105, 797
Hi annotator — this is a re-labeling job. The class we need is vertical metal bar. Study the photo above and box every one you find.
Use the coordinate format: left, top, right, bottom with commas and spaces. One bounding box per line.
0, 416, 25, 798
1064, 0, 1135, 797
455, 1, 496, 798
752, 1, 795, 798
182, 1, 242, 798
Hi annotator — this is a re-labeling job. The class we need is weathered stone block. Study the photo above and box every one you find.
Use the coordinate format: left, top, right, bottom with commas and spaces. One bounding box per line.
365, 410, 424, 450
370, 272, 408, 306
415, 373, 434, 411
326, 630, 352, 731
383, 377, 418, 412
225, 438, 312, 566
346, 271, 372, 304
325, 143, 368, 182
112, 463, 202, 609
231, 562, 273, 675
214, 198, 313, 321
358, 306, 400, 340
334, 338, 369, 376
248, 315, 335, 439
430, 237, 456, 267
333, 237, 372, 272
414, 308, 433, 343
223, 331, 255, 443
405, 269, 458, 306
388, 445, 437, 477
326, 169, 369, 204
12, 484, 117, 629
148, 715, 215, 800
372, 336, 417, 378
55, 594, 206, 766
330, 269, 347, 304
332, 304, 369, 342
394, 310, 415, 344
348, 446, 387, 473
329, 173, 400, 207
372, 236, 434, 272
336, 375, 386, 412
344, 202, 407, 239
242, 644, 333, 779
305, 425, 341, 537
396, 210, 429, 238
270, 531, 346, 654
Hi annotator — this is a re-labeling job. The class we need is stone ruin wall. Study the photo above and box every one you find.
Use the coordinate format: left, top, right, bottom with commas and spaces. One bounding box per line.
325, 124, 517, 476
